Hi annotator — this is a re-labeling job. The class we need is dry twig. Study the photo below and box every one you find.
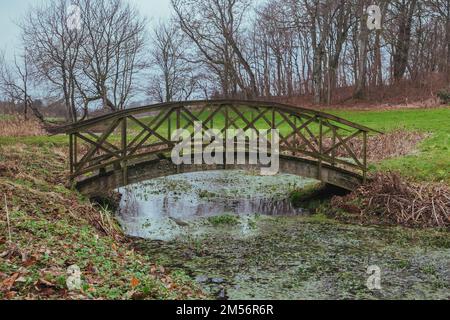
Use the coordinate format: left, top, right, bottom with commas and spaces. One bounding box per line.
332, 172, 450, 229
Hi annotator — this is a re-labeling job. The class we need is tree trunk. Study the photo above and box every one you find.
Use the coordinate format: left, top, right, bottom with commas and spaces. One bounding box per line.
313, 48, 323, 104
393, 0, 417, 82
447, 13, 450, 82
374, 29, 383, 87
354, 6, 369, 99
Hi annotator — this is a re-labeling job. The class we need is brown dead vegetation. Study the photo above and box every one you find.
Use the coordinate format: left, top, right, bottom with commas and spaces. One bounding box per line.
0, 143, 205, 300
332, 172, 450, 229
345, 130, 427, 162
289, 129, 427, 164
272, 74, 448, 111
0, 116, 46, 137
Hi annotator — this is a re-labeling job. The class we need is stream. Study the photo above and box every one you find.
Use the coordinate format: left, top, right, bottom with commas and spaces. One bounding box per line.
116, 170, 450, 300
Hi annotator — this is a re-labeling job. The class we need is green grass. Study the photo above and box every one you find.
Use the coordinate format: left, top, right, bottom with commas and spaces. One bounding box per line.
0, 135, 68, 146
208, 214, 240, 226
329, 108, 449, 132
2, 107, 448, 182
329, 108, 449, 182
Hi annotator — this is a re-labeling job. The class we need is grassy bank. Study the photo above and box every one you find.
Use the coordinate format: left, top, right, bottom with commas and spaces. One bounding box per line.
0, 143, 204, 299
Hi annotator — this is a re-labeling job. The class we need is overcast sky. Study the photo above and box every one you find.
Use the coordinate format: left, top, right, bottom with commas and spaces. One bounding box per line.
0, 0, 173, 59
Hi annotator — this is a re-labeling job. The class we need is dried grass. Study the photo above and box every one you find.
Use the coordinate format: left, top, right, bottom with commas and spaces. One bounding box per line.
332, 172, 450, 229
290, 129, 427, 163
0, 116, 46, 137
342, 129, 427, 162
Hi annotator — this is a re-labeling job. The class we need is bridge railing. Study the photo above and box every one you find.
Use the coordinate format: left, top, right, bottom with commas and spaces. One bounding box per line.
64, 100, 381, 185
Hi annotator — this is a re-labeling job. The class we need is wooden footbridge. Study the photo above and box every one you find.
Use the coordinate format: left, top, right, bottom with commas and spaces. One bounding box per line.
62, 100, 381, 194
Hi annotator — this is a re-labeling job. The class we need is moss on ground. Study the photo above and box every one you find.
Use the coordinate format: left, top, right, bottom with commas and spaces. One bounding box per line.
208, 214, 240, 226
135, 215, 450, 300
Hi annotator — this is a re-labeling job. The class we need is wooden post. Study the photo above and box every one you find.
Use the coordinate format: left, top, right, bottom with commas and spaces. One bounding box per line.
363, 131, 367, 183
168, 110, 172, 141
331, 129, 336, 166
69, 134, 74, 177
74, 134, 78, 168
272, 107, 276, 130
224, 106, 229, 169
176, 108, 181, 174
176, 107, 181, 132
294, 115, 299, 147
121, 117, 128, 186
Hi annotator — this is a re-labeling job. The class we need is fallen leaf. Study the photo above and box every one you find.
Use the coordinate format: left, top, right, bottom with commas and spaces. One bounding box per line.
1, 273, 20, 291
130, 277, 140, 288
15, 276, 27, 283
22, 256, 37, 267
35, 278, 56, 291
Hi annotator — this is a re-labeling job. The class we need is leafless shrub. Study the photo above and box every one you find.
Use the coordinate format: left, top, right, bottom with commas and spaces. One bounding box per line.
289, 129, 427, 164
347, 129, 428, 162
317, 129, 427, 162
332, 172, 450, 229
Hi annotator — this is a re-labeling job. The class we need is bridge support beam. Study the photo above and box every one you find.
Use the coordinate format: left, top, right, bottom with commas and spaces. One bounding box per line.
121, 118, 128, 186
75, 155, 364, 197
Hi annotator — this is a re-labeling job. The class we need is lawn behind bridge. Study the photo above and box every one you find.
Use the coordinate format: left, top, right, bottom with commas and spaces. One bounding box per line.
1, 107, 448, 183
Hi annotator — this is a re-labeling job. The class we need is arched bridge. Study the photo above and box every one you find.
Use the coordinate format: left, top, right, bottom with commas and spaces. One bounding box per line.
63, 100, 381, 194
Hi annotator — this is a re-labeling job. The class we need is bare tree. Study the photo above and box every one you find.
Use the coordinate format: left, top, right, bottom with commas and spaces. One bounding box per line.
20, 0, 147, 123
148, 20, 198, 102
0, 49, 45, 121
76, 0, 147, 111
21, 0, 84, 122
354, 0, 370, 98
389, 0, 419, 81
14, 0, 450, 111
425, 0, 450, 80
172, 0, 258, 98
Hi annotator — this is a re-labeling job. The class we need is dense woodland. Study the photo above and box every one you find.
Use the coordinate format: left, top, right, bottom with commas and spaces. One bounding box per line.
0, 0, 449, 122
